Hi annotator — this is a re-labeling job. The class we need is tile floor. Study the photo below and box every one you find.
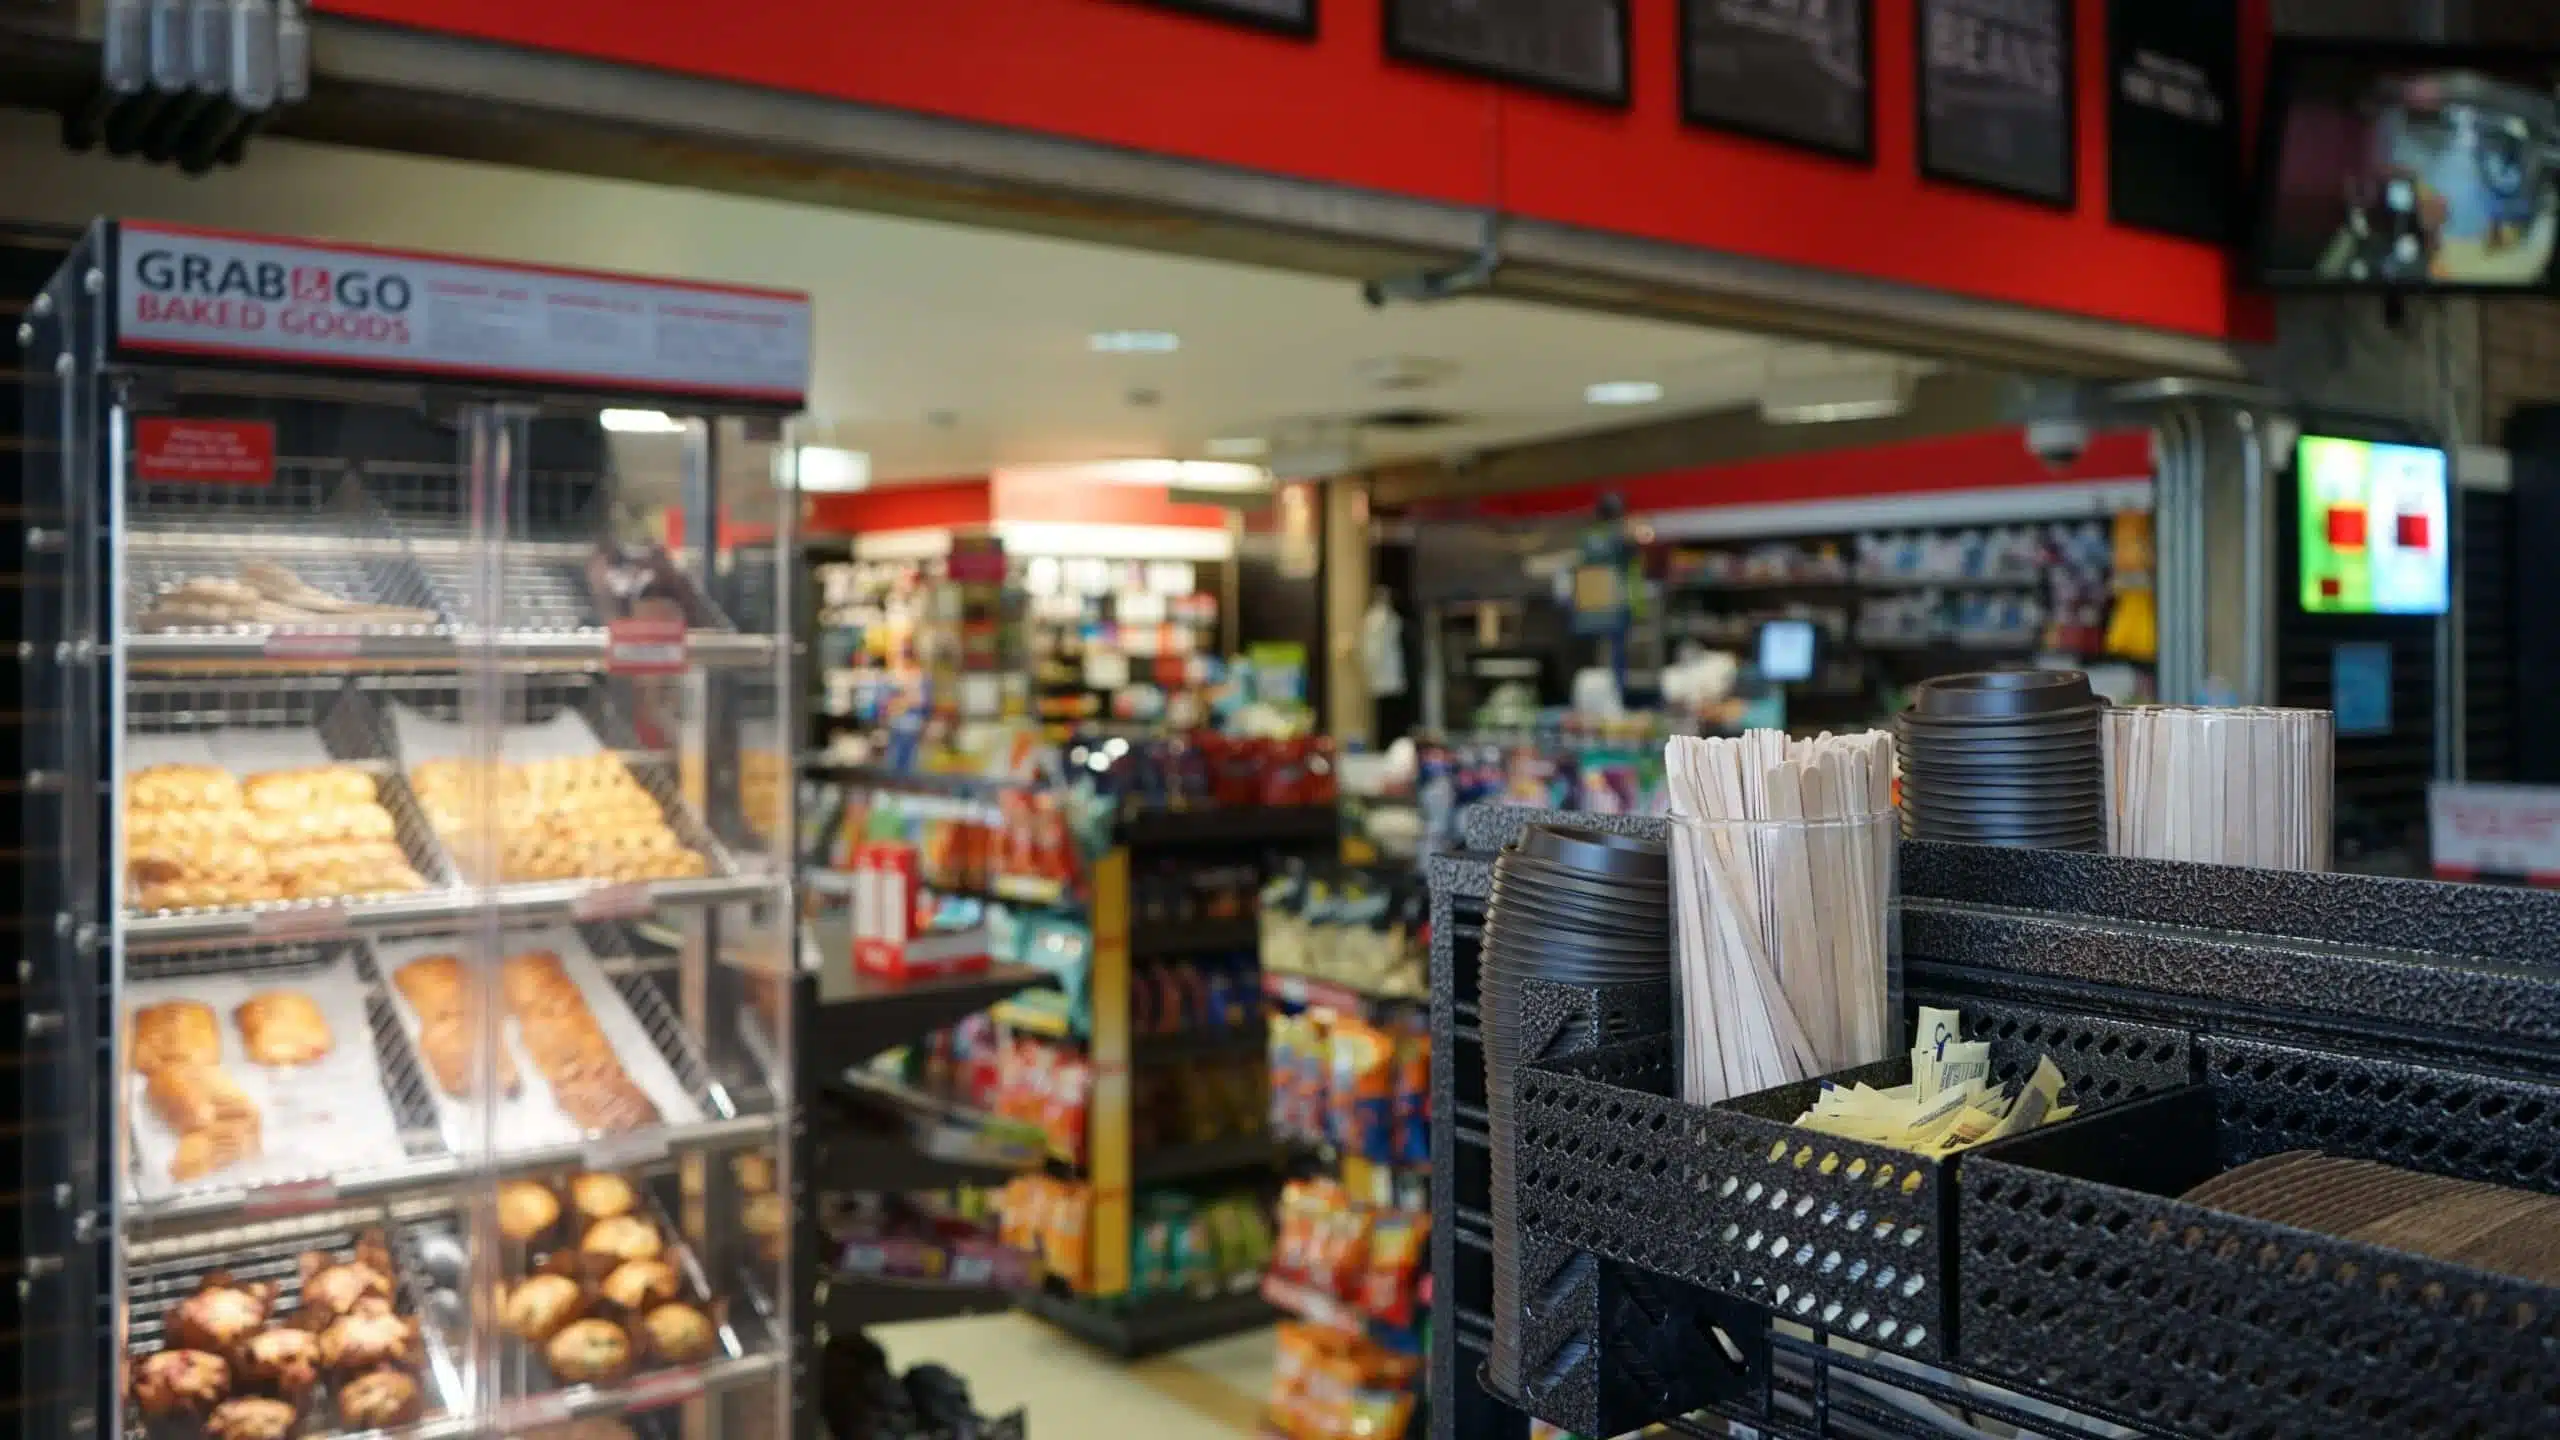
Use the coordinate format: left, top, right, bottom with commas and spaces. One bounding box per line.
872, 1313, 1275, 1440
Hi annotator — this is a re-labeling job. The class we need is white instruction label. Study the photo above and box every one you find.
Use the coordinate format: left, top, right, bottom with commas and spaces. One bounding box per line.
117, 221, 812, 402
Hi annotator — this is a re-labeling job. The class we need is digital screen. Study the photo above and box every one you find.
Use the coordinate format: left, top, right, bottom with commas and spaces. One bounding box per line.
2256, 46, 2560, 289
2297, 435, 2450, 616
1758, 618, 1818, 682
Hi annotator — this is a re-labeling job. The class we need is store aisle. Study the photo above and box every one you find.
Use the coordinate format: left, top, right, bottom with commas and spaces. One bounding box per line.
872, 1314, 1275, 1439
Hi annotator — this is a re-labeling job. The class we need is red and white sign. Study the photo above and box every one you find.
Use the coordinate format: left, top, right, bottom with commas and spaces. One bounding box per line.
116, 221, 812, 402
606, 615, 689, 674
2429, 783, 2560, 885
133, 417, 276, 484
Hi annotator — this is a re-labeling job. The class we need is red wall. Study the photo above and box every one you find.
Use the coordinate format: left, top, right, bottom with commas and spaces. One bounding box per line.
1440, 427, 2155, 522
804, 475, 1233, 535
317, 0, 2270, 341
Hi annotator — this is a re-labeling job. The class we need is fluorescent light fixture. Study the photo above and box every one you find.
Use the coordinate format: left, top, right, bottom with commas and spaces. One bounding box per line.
1088, 329, 1180, 354
1204, 436, 1269, 460
600, 408, 686, 433
997, 459, 1271, 492
792, 445, 872, 493
1758, 370, 1910, 425
1584, 380, 1664, 407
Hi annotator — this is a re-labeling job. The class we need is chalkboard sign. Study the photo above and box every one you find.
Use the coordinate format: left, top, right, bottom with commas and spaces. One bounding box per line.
1681, 0, 1873, 162
1132, 0, 1316, 35
1385, 0, 1630, 106
1917, 0, 2075, 208
2106, 0, 2236, 241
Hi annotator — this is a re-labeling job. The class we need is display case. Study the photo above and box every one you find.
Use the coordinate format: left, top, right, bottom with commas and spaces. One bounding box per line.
22, 220, 807, 1440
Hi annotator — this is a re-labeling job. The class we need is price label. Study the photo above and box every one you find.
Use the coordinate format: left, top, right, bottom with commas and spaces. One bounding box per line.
253, 905, 349, 940
263, 631, 362, 660
574, 881, 654, 922
581, 1130, 670, 1171
606, 616, 688, 675
240, 1177, 338, 1217
624, 1367, 704, 1413
495, 1395, 576, 1432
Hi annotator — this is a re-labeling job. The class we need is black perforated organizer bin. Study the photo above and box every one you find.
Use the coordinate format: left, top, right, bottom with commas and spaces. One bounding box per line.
1433, 805, 2560, 1440
1961, 1036, 2560, 1440
1513, 998, 2193, 1368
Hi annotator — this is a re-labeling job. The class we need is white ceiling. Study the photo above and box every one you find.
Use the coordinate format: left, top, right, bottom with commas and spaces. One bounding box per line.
0, 110, 1906, 484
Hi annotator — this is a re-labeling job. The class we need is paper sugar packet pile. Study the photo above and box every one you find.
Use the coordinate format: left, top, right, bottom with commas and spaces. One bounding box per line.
1790, 1007, 2078, 1158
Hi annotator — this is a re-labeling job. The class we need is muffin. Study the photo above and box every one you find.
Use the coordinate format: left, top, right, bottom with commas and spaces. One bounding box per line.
639, 1301, 719, 1364
131, 1349, 230, 1418
568, 1172, 636, 1222
338, 1367, 425, 1427
318, 1298, 421, 1373
579, 1214, 662, 1265
203, 1396, 298, 1440
730, 1152, 775, 1195
743, 1191, 785, 1242
503, 1273, 585, 1344
544, 1318, 634, 1385
598, 1258, 681, 1311
164, 1283, 271, 1356
498, 1180, 563, 1244
239, 1327, 321, 1400
301, 1256, 394, 1321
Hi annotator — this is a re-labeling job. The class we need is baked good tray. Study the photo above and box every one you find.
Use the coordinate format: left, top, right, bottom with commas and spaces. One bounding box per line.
372, 924, 713, 1158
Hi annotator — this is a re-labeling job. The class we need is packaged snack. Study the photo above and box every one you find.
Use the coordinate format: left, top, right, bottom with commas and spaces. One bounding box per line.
1391, 1027, 1431, 1167
1327, 1021, 1396, 1162
1361, 1211, 1429, 1329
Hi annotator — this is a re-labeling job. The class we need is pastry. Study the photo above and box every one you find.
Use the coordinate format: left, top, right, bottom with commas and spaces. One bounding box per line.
243, 765, 378, 813
338, 1367, 425, 1427
301, 1256, 394, 1322
203, 1396, 298, 1440
418, 1014, 522, 1099
172, 1123, 262, 1183
318, 1297, 421, 1373
579, 1215, 662, 1265
639, 1302, 718, 1364
731, 1151, 775, 1196
239, 1327, 321, 1399
131, 1001, 222, 1075
568, 1171, 635, 1222
742, 1191, 785, 1243
503, 1273, 585, 1344
555, 1076, 660, 1134
146, 1062, 258, 1137
499, 1180, 562, 1243
163, 1282, 272, 1356
393, 954, 467, 1020
543, 1318, 634, 1385
130, 1348, 230, 1418
234, 991, 333, 1066
494, 953, 659, 1134
598, 1259, 680, 1311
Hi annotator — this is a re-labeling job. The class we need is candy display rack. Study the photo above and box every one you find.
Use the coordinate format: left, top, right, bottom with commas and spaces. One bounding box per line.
1430, 806, 2560, 1440
23, 220, 808, 1440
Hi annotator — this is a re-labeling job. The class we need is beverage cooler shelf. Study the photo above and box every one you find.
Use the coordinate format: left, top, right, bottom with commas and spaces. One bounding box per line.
1431, 810, 2560, 1440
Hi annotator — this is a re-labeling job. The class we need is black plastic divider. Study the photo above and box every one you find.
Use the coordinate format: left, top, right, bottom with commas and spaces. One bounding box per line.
1960, 1038, 2560, 1440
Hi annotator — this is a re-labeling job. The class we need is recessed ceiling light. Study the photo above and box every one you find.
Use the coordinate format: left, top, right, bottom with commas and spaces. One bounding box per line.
1089, 329, 1180, 354
1205, 436, 1268, 459
600, 408, 686, 433
1584, 381, 1663, 407
792, 445, 872, 493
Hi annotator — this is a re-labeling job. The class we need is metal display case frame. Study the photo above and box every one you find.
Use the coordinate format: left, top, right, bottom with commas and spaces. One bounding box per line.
22, 218, 807, 1440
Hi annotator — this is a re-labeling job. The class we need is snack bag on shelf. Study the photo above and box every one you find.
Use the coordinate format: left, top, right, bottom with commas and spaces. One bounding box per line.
1391, 1027, 1431, 1167
1360, 1211, 1429, 1329
1326, 1020, 1396, 1162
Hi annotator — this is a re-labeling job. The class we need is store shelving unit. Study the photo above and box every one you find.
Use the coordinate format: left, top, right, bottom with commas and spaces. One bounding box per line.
23, 221, 805, 1440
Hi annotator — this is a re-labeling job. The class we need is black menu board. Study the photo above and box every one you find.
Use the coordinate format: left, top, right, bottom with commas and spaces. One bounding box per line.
1681, 0, 1872, 161
1917, 0, 2075, 207
1132, 0, 1316, 35
1385, 0, 1630, 105
2105, 0, 2237, 241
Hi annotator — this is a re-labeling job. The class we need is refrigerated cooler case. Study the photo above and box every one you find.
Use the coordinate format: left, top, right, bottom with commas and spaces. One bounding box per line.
21, 220, 806, 1440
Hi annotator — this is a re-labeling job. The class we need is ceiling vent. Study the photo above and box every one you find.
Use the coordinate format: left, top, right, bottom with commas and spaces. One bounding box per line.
1355, 407, 1463, 431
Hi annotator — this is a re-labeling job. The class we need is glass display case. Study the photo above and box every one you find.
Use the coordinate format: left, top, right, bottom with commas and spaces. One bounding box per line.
22, 220, 807, 1440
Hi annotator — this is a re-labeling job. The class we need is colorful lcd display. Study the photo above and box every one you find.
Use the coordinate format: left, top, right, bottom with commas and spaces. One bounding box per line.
2297, 434, 2450, 615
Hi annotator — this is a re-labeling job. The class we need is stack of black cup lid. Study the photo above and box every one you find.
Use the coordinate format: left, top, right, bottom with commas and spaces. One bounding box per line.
1480, 822, 1671, 1394
1896, 669, 2102, 851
